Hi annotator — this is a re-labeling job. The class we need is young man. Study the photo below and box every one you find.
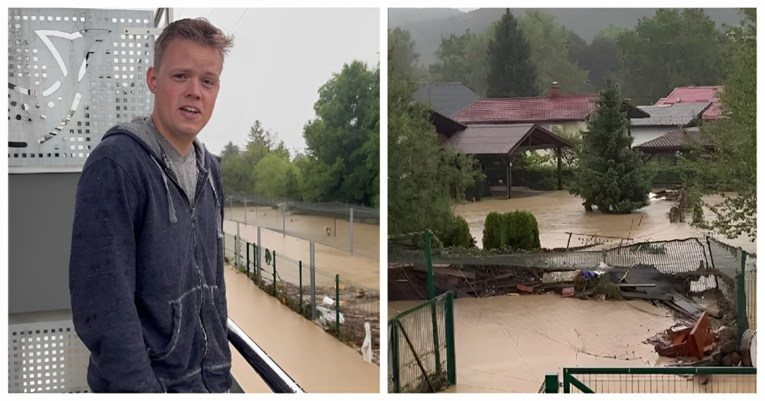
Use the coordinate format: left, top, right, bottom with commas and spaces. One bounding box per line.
69, 18, 234, 393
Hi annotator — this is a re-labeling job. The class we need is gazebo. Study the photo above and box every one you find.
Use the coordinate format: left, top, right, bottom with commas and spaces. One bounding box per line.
444, 123, 572, 198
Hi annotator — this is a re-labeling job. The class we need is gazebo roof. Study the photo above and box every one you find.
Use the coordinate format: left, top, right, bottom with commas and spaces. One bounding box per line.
445, 123, 571, 156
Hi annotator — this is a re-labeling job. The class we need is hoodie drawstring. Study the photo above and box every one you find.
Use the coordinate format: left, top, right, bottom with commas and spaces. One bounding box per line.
151, 156, 178, 224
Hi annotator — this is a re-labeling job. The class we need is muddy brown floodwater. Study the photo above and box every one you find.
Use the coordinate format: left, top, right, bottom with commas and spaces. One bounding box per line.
390, 295, 676, 393
454, 190, 755, 253
226, 266, 379, 393
223, 218, 379, 290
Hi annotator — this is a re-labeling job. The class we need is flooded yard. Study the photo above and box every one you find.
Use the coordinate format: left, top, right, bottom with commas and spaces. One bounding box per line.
454, 190, 754, 253
390, 294, 676, 393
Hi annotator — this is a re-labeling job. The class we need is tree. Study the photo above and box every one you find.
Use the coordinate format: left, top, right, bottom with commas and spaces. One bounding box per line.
518, 10, 592, 95
388, 28, 427, 79
617, 9, 727, 104
388, 51, 483, 235
569, 81, 653, 213
485, 9, 538, 98
428, 29, 491, 95
220, 141, 240, 161
679, 9, 756, 241
253, 153, 291, 198
221, 155, 255, 195
302, 61, 380, 206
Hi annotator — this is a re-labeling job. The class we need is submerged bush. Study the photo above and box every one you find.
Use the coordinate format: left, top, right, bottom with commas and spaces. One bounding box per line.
439, 215, 476, 248
482, 210, 541, 251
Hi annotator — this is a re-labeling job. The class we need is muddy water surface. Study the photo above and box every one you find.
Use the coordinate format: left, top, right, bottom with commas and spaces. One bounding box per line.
225, 206, 380, 260
455, 190, 755, 253
223, 219, 379, 290
390, 294, 675, 393
226, 266, 379, 393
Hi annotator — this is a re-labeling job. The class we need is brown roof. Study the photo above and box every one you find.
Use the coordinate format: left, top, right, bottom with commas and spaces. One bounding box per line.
445, 124, 571, 156
634, 128, 714, 152
451, 96, 597, 124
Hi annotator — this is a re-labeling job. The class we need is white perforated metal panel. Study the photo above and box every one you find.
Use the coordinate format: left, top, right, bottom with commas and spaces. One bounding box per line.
8, 8, 155, 170
8, 320, 90, 393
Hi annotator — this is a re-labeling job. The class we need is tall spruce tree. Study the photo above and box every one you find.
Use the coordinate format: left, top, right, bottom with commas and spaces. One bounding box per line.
569, 81, 653, 213
485, 9, 538, 98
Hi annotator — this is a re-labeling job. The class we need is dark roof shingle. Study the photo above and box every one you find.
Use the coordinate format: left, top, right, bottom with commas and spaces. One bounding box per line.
413, 82, 480, 117
634, 127, 714, 151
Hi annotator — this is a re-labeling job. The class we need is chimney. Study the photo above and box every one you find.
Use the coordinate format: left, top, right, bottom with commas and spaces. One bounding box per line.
551, 82, 559, 99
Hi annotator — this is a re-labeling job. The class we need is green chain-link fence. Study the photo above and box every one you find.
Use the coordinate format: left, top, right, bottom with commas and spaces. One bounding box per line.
542, 367, 756, 393
388, 291, 456, 393
225, 232, 380, 364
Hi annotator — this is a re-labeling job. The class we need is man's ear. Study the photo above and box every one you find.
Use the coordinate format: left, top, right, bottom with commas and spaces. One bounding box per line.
147, 66, 158, 94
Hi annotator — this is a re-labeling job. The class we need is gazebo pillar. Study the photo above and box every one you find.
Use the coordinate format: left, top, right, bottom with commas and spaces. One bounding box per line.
556, 147, 562, 190
506, 153, 513, 199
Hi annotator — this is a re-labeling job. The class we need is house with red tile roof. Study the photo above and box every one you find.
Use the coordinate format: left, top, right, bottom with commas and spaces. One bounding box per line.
450, 83, 649, 137
655, 86, 723, 121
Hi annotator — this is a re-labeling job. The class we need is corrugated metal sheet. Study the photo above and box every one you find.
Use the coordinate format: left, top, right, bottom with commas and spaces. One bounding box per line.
657, 86, 723, 121
632, 102, 711, 127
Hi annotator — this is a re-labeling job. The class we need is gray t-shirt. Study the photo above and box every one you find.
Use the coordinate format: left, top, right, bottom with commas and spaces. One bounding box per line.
154, 131, 197, 207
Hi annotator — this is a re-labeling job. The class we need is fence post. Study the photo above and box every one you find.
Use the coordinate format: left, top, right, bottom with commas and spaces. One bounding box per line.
246, 242, 250, 277
544, 373, 558, 393
349, 208, 354, 255
445, 291, 456, 385
272, 250, 277, 298
310, 242, 316, 320
257, 227, 262, 280
235, 221, 241, 268
425, 229, 435, 299
299, 261, 303, 315
562, 369, 570, 393
391, 320, 400, 393
737, 250, 749, 344
335, 274, 341, 335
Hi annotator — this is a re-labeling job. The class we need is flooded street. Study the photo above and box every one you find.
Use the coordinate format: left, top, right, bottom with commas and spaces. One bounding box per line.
223, 219, 379, 289
390, 294, 675, 393
226, 266, 380, 393
454, 190, 755, 253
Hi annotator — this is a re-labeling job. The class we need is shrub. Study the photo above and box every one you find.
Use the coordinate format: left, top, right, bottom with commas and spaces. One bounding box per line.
482, 210, 541, 250
482, 212, 505, 250
439, 215, 476, 248
507, 210, 541, 250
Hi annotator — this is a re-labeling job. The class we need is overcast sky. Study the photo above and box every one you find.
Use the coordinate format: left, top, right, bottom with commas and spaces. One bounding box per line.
165, 8, 380, 156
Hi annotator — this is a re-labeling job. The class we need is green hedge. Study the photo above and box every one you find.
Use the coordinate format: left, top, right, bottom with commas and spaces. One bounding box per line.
482, 210, 541, 250
438, 215, 476, 248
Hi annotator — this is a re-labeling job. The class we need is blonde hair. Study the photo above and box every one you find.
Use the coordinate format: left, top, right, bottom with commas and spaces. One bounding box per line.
154, 18, 234, 70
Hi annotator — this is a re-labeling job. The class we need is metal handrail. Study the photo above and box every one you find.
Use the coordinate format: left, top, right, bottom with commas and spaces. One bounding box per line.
227, 318, 306, 393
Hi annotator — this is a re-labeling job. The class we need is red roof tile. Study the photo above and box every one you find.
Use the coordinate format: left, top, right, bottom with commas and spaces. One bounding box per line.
655, 86, 723, 121
450, 95, 597, 125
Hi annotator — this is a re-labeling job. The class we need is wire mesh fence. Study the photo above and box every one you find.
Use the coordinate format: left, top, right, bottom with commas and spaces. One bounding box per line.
223, 193, 379, 258
388, 292, 456, 393
225, 232, 380, 365
560, 367, 756, 393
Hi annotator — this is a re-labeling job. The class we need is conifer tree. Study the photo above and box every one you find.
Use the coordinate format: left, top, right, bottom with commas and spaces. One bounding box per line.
569, 81, 653, 213
485, 9, 538, 98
